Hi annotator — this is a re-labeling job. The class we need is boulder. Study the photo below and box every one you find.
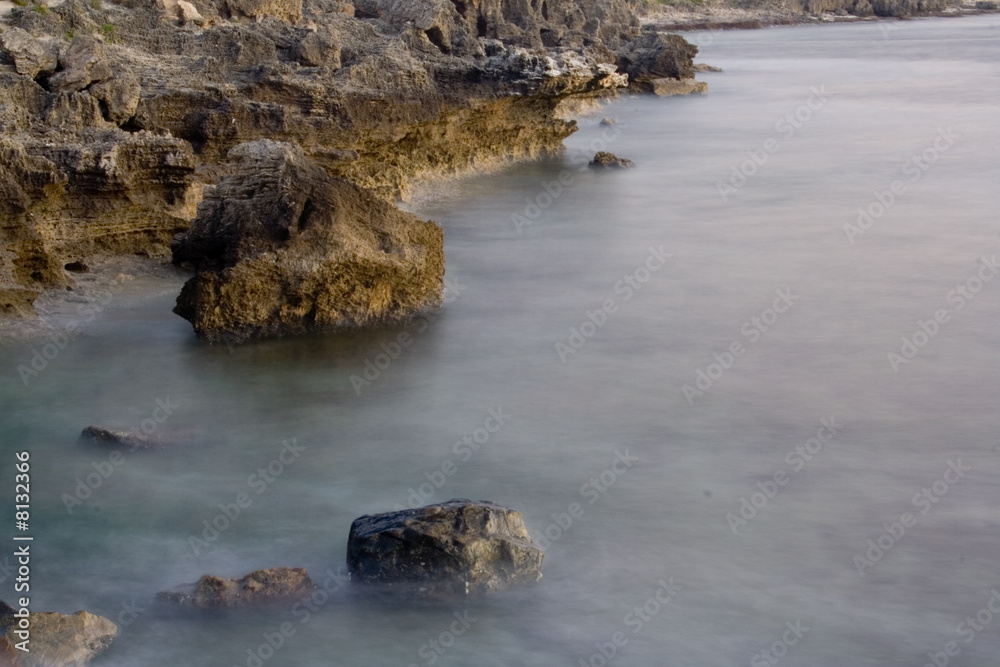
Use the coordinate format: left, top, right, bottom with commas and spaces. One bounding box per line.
171, 140, 445, 343
0, 28, 59, 80
157, 567, 316, 608
0, 602, 117, 667
617, 31, 698, 89
48, 37, 113, 94
589, 151, 634, 168
347, 499, 544, 595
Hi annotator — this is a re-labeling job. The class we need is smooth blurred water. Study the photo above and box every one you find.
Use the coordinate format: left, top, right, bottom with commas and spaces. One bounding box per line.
2, 14, 999, 667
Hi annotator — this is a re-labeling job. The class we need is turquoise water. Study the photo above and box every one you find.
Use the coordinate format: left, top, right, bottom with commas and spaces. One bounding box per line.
2, 14, 999, 666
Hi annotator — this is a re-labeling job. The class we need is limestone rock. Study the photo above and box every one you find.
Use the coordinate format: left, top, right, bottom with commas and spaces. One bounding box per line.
618, 31, 698, 88
590, 151, 634, 168
225, 0, 303, 23
347, 499, 544, 595
0, 28, 59, 80
649, 77, 707, 97
0, 603, 117, 667
171, 140, 444, 342
157, 567, 316, 608
88, 70, 141, 124
48, 36, 113, 94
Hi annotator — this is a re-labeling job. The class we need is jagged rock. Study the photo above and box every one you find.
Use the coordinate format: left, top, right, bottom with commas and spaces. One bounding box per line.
88, 70, 141, 125
79, 425, 163, 451
590, 151, 634, 168
225, 0, 303, 23
0, 602, 117, 667
649, 78, 707, 96
48, 36, 113, 94
618, 31, 698, 89
157, 568, 316, 608
599, 117, 617, 126
294, 29, 341, 68
0, 28, 59, 80
693, 63, 723, 72
347, 499, 544, 595
171, 140, 444, 342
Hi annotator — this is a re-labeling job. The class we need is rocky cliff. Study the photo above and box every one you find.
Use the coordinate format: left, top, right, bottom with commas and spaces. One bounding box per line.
0, 0, 700, 337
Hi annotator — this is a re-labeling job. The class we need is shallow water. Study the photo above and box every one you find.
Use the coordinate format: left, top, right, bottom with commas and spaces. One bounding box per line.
2, 14, 1000, 667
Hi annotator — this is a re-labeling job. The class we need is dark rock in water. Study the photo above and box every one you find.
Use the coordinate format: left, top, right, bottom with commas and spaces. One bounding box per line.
600, 117, 617, 126
80, 425, 162, 451
0, 602, 117, 667
617, 31, 698, 89
693, 63, 723, 73
157, 567, 316, 608
347, 499, 543, 595
171, 140, 445, 343
590, 152, 635, 169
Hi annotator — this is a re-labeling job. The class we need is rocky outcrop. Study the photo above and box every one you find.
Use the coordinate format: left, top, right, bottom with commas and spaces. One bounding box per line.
157, 567, 316, 608
590, 151, 634, 168
0, 601, 117, 667
171, 140, 445, 342
347, 499, 544, 595
0, 0, 704, 327
797, 0, 948, 16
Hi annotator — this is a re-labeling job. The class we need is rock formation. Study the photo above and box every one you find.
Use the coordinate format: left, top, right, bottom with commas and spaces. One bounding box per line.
590, 151, 634, 168
157, 567, 316, 608
0, 601, 117, 667
0, 0, 704, 335
347, 499, 544, 595
79, 425, 163, 450
171, 140, 445, 341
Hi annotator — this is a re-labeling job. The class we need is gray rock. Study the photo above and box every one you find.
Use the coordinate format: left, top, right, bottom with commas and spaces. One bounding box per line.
590, 151, 634, 168
347, 499, 544, 595
88, 70, 141, 125
157, 567, 316, 608
0, 28, 59, 80
48, 36, 113, 94
618, 31, 698, 87
0, 602, 117, 667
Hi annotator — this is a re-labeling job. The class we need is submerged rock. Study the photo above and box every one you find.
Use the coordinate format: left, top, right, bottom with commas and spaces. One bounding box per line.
589, 152, 635, 169
79, 425, 163, 451
347, 499, 543, 595
171, 140, 445, 343
649, 78, 708, 97
0, 601, 117, 667
157, 567, 316, 608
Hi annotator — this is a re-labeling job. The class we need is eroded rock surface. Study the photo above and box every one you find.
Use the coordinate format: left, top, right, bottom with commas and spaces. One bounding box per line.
590, 151, 634, 168
0, 0, 704, 326
347, 499, 544, 595
171, 140, 444, 341
157, 567, 316, 608
0, 602, 117, 667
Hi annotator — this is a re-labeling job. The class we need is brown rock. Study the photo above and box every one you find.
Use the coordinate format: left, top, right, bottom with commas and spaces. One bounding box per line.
157, 567, 316, 608
171, 140, 445, 343
0, 28, 59, 80
589, 151, 634, 168
0, 604, 117, 667
48, 36, 113, 94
